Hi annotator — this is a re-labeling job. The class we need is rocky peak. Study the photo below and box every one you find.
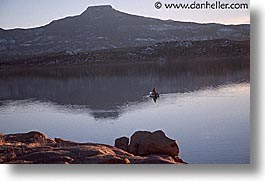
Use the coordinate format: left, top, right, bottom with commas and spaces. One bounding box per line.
85, 5, 113, 11
81, 5, 118, 17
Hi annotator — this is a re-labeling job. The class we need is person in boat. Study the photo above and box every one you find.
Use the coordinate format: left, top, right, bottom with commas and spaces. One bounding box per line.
152, 88, 157, 95
150, 88, 159, 102
151, 88, 159, 97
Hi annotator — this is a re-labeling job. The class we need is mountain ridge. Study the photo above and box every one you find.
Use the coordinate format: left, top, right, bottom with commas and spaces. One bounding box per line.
1, 5, 250, 31
0, 5, 250, 61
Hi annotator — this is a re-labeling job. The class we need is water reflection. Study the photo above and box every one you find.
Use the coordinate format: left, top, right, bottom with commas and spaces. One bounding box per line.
0, 57, 249, 119
0, 83, 250, 163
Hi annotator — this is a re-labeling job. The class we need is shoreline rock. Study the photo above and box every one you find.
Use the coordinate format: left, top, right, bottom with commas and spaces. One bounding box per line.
114, 136, 129, 152
129, 130, 179, 157
0, 130, 186, 164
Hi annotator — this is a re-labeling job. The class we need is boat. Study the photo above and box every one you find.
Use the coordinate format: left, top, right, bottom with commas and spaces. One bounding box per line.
149, 92, 159, 98
149, 88, 159, 103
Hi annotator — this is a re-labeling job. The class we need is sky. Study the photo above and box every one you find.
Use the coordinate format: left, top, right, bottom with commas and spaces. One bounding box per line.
0, 0, 250, 30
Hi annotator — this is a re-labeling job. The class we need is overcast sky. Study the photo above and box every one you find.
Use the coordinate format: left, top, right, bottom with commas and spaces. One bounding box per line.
0, 0, 250, 30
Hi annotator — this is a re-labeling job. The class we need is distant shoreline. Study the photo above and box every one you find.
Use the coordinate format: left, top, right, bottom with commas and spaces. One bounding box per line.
0, 39, 249, 71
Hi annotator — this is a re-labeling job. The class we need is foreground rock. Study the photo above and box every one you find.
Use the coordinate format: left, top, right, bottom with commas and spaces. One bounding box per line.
114, 136, 129, 152
115, 130, 184, 164
0, 131, 186, 164
129, 130, 179, 157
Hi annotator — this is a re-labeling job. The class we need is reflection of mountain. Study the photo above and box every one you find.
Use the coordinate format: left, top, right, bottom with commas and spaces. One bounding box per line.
0, 5, 249, 60
0, 57, 249, 119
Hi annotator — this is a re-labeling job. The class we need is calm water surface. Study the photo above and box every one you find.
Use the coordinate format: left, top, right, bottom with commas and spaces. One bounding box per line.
0, 59, 250, 163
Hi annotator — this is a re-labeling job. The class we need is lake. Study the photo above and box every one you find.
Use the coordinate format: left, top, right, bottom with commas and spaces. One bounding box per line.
0, 57, 250, 163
